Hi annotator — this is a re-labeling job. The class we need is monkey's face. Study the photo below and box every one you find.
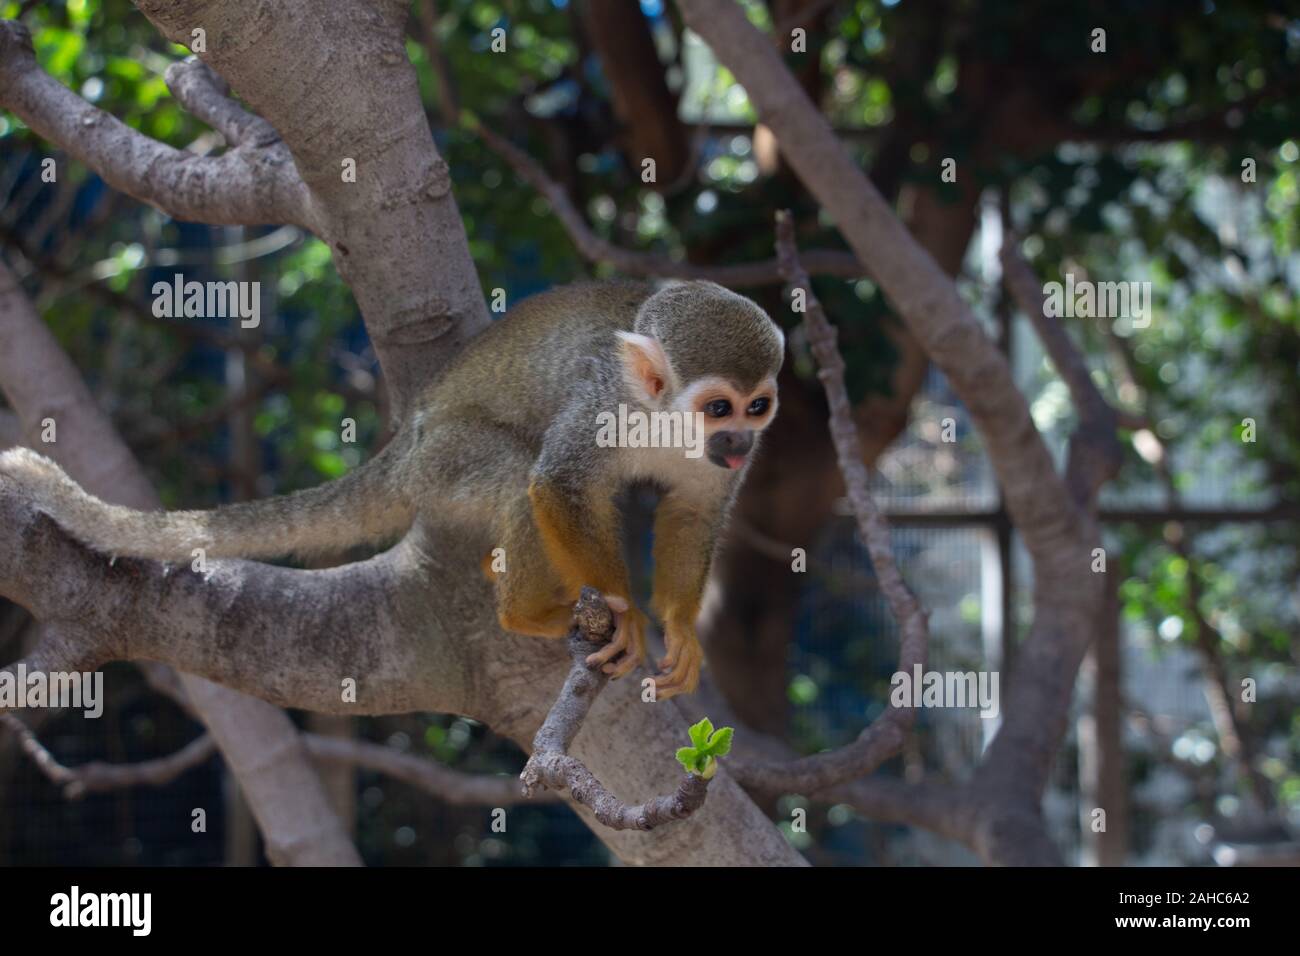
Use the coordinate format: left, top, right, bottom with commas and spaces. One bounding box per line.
678, 376, 779, 471
615, 316, 782, 471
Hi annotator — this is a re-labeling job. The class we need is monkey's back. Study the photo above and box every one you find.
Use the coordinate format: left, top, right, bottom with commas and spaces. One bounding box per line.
419, 280, 654, 431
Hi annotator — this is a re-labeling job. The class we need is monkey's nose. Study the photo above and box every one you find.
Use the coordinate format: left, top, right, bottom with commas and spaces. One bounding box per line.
714, 431, 752, 454
706, 429, 754, 469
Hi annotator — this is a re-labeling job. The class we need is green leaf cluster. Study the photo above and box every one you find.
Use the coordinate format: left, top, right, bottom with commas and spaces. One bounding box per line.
675, 718, 734, 780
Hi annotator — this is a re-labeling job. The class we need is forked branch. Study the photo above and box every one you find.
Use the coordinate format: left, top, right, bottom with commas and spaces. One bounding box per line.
0, 23, 311, 227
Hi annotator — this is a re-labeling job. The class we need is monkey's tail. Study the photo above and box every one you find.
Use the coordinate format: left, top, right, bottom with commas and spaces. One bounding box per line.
0, 431, 415, 563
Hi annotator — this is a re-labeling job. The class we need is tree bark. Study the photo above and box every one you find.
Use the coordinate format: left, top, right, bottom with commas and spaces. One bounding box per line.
1077, 576, 1127, 865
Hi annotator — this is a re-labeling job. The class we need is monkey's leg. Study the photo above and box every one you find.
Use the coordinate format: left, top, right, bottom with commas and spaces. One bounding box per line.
418, 414, 574, 639
646, 494, 720, 699
527, 479, 647, 676
492, 494, 574, 638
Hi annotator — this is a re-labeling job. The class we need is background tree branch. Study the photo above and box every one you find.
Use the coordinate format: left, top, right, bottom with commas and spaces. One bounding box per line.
3, 716, 557, 807
677, 0, 1107, 865
724, 212, 930, 794
0, 22, 310, 227
476, 122, 862, 286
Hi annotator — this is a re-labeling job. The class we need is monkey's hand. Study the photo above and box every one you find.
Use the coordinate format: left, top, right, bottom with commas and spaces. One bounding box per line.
585, 594, 647, 680
654, 620, 703, 700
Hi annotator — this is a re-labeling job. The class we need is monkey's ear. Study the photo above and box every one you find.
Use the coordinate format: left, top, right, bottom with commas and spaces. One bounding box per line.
616, 331, 672, 401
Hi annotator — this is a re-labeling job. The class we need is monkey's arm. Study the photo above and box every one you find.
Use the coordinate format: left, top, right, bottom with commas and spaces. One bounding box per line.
516, 408, 647, 675
647, 492, 727, 698
526, 476, 648, 676
523, 397, 631, 599
527, 480, 629, 599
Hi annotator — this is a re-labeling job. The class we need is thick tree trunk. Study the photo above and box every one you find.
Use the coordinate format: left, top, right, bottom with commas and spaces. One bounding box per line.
583, 0, 690, 190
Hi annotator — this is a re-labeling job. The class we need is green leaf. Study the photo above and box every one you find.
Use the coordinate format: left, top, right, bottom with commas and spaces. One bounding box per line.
675, 746, 700, 773
678, 719, 735, 775
687, 717, 713, 750
705, 726, 734, 757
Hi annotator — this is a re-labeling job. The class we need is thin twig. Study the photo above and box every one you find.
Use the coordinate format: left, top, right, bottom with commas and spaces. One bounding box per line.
412, 0, 460, 125
999, 234, 1125, 507
729, 211, 930, 794
520, 588, 710, 829
0, 23, 310, 227
1, 713, 216, 799
0, 714, 560, 806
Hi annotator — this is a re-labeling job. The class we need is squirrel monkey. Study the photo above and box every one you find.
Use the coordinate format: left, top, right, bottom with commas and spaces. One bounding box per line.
0, 280, 784, 698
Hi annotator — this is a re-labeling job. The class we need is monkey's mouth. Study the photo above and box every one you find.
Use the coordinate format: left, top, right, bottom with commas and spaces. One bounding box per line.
708, 452, 748, 470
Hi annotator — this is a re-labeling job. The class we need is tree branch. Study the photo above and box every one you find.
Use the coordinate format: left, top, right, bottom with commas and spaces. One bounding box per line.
476, 123, 863, 286
1, 716, 558, 807
163, 58, 281, 149
520, 589, 711, 829
999, 233, 1125, 506
0, 501, 451, 715
0, 22, 311, 227
1, 714, 218, 798
411, 0, 460, 126
306, 734, 560, 807
726, 212, 929, 794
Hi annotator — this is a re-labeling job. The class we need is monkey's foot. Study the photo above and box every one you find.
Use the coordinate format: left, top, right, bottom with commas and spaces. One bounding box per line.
585, 595, 646, 679
654, 629, 702, 700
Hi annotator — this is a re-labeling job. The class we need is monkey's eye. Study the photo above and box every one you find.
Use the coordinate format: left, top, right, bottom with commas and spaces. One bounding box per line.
747, 397, 771, 416
704, 399, 732, 418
